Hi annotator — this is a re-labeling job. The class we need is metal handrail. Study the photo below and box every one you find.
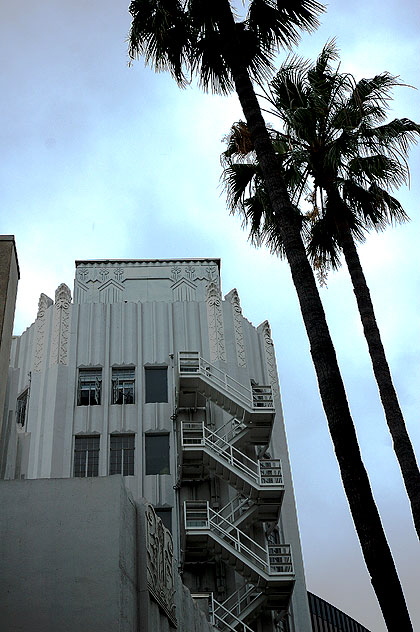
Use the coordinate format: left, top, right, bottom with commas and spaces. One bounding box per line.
181, 420, 283, 488
210, 593, 255, 632
178, 351, 274, 411
218, 495, 252, 525
184, 501, 294, 579
268, 544, 294, 573
185, 501, 269, 573
217, 583, 263, 622
214, 416, 247, 444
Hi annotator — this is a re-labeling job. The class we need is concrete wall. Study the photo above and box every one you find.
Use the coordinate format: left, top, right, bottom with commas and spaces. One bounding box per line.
0, 236, 19, 477
0, 476, 215, 632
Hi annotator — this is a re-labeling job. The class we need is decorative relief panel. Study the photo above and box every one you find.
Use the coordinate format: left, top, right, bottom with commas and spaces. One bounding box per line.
258, 320, 280, 400
145, 504, 177, 627
206, 282, 226, 362
98, 279, 124, 303
33, 293, 53, 372
206, 265, 219, 285
74, 261, 219, 303
225, 289, 246, 367
74, 264, 126, 303
170, 265, 197, 301
49, 283, 72, 366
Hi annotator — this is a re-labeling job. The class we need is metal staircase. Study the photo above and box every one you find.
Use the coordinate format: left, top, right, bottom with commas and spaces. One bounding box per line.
184, 501, 294, 597
209, 593, 256, 632
181, 420, 283, 506
177, 352, 275, 425
177, 351, 294, 630
213, 584, 266, 630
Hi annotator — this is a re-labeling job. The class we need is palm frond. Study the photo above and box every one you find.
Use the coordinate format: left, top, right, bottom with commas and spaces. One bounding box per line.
193, 30, 233, 93
361, 118, 420, 156
351, 154, 407, 189
343, 73, 401, 128
247, 0, 324, 52
342, 180, 409, 230
129, 0, 190, 86
223, 162, 259, 211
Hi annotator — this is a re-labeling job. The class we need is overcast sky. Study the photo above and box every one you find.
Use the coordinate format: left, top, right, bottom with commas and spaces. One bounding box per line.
1, 1, 419, 630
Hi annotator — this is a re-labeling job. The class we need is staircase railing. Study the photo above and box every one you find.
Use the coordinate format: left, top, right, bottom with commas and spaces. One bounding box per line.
184, 501, 293, 577
268, 544, 294, 573
218, 495, 253, 525
210, 593, 254, 632
181, 420, 283, 488
215, 416, 247, 444
217, 583, 263, 624
178, 351, 274, 411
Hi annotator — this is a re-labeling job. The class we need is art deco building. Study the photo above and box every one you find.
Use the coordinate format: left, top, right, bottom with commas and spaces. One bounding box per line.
1, 258, 312, 632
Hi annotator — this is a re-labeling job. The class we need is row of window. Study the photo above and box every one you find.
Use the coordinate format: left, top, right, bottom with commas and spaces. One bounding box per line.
78, 366, 168, 406
15, 367, 168, 426
73, 434, 170, 477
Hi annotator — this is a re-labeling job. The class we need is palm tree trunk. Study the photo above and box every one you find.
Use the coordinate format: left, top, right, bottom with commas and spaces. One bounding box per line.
216, 5, 412, 629
340, 222, 420, 538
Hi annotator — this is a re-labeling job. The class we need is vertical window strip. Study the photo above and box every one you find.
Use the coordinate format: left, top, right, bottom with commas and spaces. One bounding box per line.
74, 436, 100, 477
110, 434, 135, 475
111, 367, 135, 404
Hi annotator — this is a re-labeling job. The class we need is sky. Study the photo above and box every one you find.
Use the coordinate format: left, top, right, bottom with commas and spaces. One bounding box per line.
1, 1, 419, 630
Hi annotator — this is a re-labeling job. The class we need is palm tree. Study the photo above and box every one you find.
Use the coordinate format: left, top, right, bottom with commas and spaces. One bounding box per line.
222, 41, 420, 541
128, 4, 412, 628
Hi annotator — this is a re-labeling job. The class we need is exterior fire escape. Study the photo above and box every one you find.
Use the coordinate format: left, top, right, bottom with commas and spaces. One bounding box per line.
176, 352, 295, 632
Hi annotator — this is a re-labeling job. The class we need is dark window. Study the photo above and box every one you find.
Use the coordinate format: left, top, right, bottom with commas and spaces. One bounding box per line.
16, 389, 29, 426
155, 507, 172, 532
145, 434, 170, 474
111, 367, 135, 404
74, 435, 100, 477
110, 434, 135, 475
145, 367, 168, 403
78, 369, 102, 406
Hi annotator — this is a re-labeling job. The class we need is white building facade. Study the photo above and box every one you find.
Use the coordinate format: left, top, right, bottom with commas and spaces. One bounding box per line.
2, 258, 311, 632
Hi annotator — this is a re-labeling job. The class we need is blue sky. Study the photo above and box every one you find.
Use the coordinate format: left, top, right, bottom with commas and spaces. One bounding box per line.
1, 1, 419, 629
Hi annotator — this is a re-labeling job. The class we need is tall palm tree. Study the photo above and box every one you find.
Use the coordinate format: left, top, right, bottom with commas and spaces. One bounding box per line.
222, 41, 420, 540
128, 4, 412, 628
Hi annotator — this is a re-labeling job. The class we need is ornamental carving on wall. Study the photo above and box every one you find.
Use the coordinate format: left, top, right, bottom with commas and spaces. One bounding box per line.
33, 293, 53, 372
77, 268, 89, 282
145, 504, 177, 627
170, 266, 197, 301
206, 282, 226, 362
50, 283, 72, 366
258, 320, 280, 400
206, 266, 218, 284
226, 289, 246, 367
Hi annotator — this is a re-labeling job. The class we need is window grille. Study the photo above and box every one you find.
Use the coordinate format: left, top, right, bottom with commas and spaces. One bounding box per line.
74, 435, 100, 477
77, 369, 102, 406
110, 434, 135, 475
111, 368, 135, 404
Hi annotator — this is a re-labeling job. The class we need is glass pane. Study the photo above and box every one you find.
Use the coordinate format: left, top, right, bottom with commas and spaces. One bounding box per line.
74, 450, 85, 477
145, 367, 168, 403
145, 435, 169, 474
74, 436, 99, 477
110, 435, 134, 475
78, 369, 102, 406
155, 508, 172, 532
112, 368, 135, 404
